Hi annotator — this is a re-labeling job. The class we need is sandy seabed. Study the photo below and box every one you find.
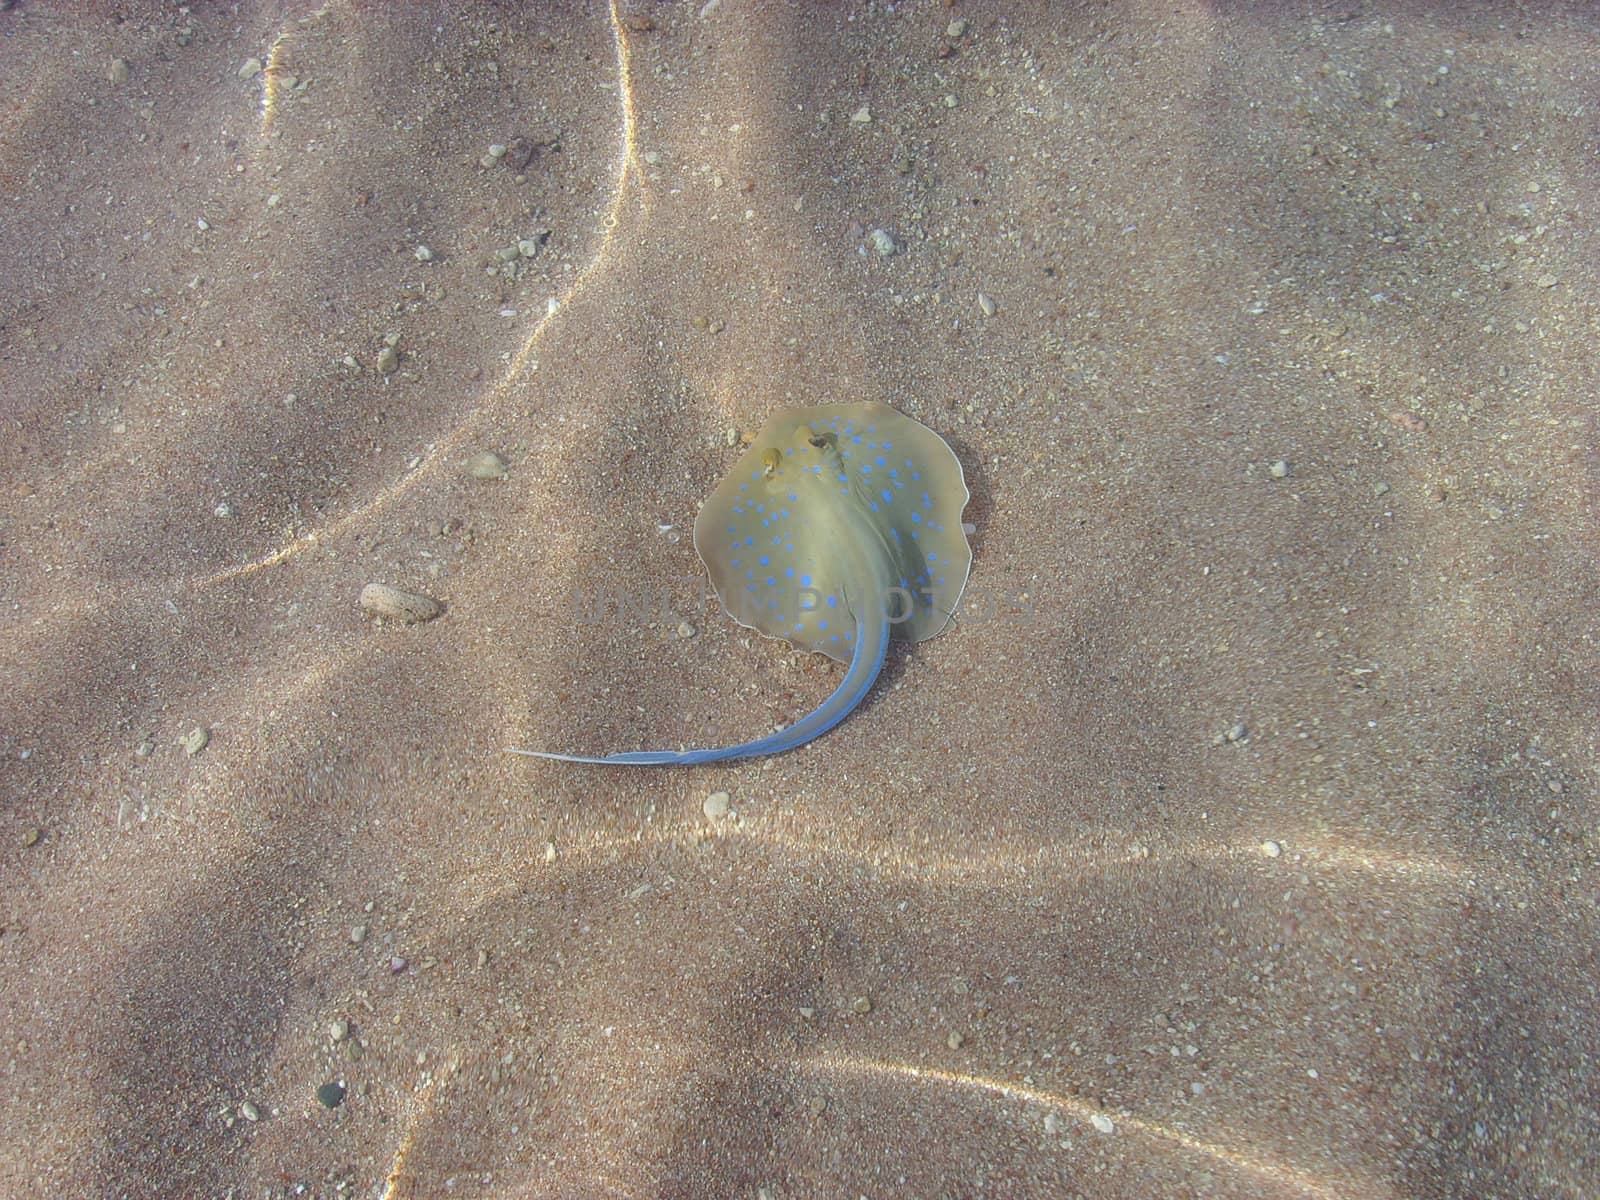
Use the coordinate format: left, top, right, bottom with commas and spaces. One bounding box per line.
1, 2, 1597, 1197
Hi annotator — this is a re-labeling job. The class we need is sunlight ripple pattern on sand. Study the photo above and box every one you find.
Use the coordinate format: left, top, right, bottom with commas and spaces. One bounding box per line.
201, 0, 645, 592
806, 1054, 1373, 1200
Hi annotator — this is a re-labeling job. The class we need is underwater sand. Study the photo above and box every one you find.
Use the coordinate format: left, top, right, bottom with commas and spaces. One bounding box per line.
1, 2, 1596, 1196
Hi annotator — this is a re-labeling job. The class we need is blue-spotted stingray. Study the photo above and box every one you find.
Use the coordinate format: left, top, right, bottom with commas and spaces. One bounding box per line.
509, 401, 971, 765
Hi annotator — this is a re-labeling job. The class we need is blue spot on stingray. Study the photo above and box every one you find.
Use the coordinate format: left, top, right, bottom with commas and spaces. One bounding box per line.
881, 490, 893, 504
922, 495, 933, 509
929, 553, 939, 563
861, 464, 872, 475
911, 512, 921, 524
819, 620, 828, 631
870, 502, 880, 512
875, 456, 886, 466
801, 574, 812, 587
852, 435, 862, 443
785, 567, 795, 578
827, 595, 838, 608
759, 555, 770, 566
767, 577, 777, 587
744, 536, 754, 546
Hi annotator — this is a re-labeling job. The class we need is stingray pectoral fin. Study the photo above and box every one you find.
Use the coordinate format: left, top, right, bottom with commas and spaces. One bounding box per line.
505, 612, 890, 767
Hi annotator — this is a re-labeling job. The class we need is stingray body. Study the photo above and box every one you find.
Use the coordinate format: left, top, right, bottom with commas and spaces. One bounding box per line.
509, 401, 971, 765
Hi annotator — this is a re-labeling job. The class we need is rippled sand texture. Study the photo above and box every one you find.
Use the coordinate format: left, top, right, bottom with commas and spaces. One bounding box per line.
2, 1, 1597, 1196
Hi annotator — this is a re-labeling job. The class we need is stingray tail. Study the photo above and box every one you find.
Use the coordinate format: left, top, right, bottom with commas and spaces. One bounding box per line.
506, 615, 890, 766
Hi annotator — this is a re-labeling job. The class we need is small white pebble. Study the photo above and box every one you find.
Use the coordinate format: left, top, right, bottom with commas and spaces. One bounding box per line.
703, 791, 731, 820
359, 583, 442, 624
1091, 1113, 1115, 1135
1262, 839, 1282, 858
464, 451, 508, 480
1269, 459, 1290, 478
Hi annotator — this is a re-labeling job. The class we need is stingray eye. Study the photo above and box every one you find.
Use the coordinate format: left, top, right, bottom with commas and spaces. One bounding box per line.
760, 447, 781, 479
808, 432, 833, 450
